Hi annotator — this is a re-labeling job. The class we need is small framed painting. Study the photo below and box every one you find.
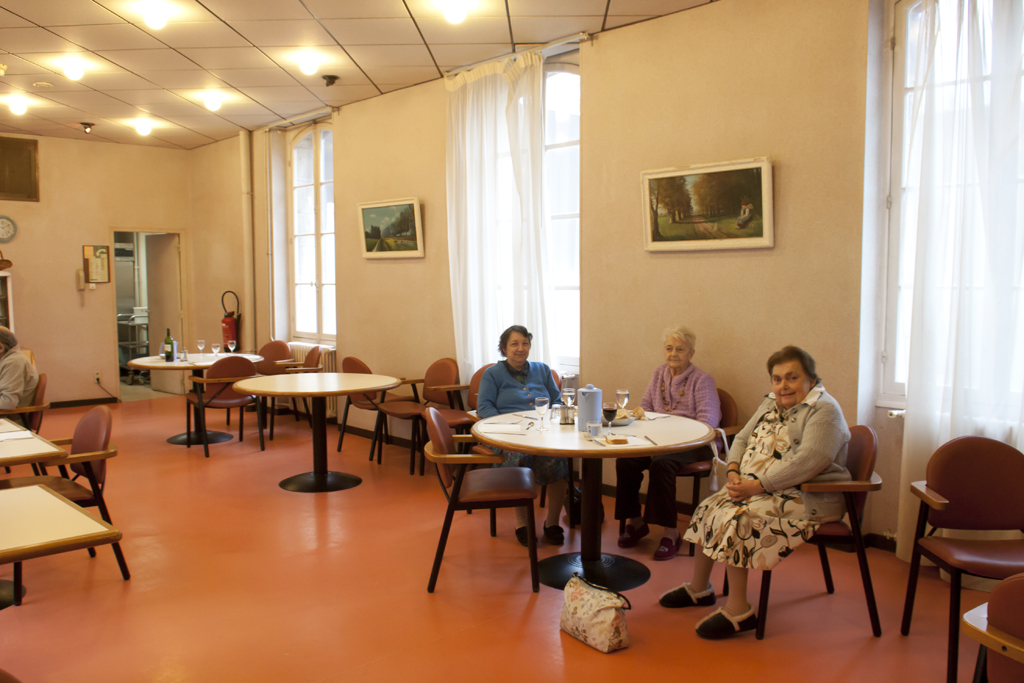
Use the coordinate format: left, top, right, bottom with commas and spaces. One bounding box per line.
83, 245, 110, 283
641, 157, 773, 252
358, 198, 424, 259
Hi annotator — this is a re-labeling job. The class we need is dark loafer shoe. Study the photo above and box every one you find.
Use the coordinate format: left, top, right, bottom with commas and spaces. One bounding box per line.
653, 535, 683, 561
616, 523, 650, 548
695, 607, 757, 640
543, 524, 564, 546
515, 526, 530, 547
659, 582, 717, 609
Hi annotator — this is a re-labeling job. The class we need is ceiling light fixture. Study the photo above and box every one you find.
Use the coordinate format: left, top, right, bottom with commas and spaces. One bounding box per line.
298, 54, 319, 76
441, 0, 471, 24
141, 0, 171, 30
203, 93, 222, 111
63, 60, 85, 81
32, 81, 53, 88
81, 122, 94, 134
135, 119, 152, 136
8, 99, 27, 115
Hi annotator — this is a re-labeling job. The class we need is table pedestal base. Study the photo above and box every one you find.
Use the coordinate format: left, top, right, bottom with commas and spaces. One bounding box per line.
538, 552, 651, 592
167, 431, 232, 446
0, 579, 25, 610
279, 472, 361, 493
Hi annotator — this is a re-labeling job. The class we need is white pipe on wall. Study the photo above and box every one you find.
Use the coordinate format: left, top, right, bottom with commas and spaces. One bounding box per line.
239, 130, 257, 353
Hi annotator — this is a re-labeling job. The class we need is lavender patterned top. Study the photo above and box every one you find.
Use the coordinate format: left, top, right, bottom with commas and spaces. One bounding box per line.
640, 363, 721, 428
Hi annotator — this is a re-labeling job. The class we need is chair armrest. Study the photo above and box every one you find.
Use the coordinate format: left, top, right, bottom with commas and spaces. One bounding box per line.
401, 378, 423, 385
0, 403, 49, 415
424, 443, 504, 465
722, 425, 741, 437
452, 434, 476, 443
190, 375, 257, 384
274, 360, 303, 367
910, 480, 949, 510
65, 446, 118, 463
801, 472, 882, 493
430, 384, 467, 392
285, 366, 323, 373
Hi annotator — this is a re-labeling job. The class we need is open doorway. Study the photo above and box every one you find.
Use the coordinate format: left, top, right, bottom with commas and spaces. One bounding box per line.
113, 231, 184, 402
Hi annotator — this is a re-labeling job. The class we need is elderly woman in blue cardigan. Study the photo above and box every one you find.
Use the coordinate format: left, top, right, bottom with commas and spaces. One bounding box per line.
477, 325, 567, 547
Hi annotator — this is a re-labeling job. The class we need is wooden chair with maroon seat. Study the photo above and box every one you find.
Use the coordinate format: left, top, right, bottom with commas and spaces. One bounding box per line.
901, 436, 1024, 683
376, 358, 460, 476
963, 572, 1024, 683
276, 345, 321, 427
430, 363, 495, 450
0, 405, 131, 597
335, 356, 411, 461
753, 424, 882, 639
422, 406, 539, 593
254, 340, 292, 440
0, 372, 48, 475
187, 356, 265, 458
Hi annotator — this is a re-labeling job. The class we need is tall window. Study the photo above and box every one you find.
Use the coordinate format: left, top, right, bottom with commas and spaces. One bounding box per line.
288, 125, 335, 343
544, 67, 581, 373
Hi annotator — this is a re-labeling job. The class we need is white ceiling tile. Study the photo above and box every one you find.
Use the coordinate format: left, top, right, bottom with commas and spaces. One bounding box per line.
302, 83, 379, 105
138, 22, 251, 49
507, 0, 607, 16
378, 83, 411, 93
134, 70, 227, 89
47, 24, 167, 51
207, 68, 296, 88
301, 0, 409, 19
362, 66, 438, 85
19, 51, 125, 74
214, 99, 274, 116
0, 54, 49, 75
0, 73, 87, 92
199, 0, 312, 21
235, 86, 320, 104
260, 46, 356, 72
0, 8, 33, 28
112, 89, 190, 105
34, 109, 101, 123
0, 0, 124, 26
219, 112, 282, 128
165, 114, 243, 135
286, 67, 372, 92
79, 71, 159, 90
97, 48, 201, 71
151, 127, 216, 148
604, 15, 657, 29
42, 91, 149, 118
416, 16, 510, 44
607, 0, 708, 14
136, 99, 209, 116
431, 43, 509, 67
268, 101, 325, 117
405, 0, 507, 19
228, 20, 335, 48
319, 18, 422, 45
177, 47, 276, 69
0, 27, 81, 53
510, 16, 603, 43
93, 0, 219, 25
343, 44, 434, 67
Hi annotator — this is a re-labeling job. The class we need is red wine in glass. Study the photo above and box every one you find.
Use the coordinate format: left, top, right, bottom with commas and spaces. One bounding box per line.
602, 402, 618, 426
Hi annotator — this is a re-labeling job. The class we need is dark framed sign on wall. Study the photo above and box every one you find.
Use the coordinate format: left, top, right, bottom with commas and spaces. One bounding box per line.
0, 137, 39, 202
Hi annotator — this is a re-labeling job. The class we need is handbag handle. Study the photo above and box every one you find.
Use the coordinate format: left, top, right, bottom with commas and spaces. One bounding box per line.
572, 573, 631, 610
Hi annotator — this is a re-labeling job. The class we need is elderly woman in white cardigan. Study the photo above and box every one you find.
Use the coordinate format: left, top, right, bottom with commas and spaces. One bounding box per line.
659, 346, 851, 640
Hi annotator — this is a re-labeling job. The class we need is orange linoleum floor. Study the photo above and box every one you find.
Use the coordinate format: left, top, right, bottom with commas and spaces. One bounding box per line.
0, 398, 984, 682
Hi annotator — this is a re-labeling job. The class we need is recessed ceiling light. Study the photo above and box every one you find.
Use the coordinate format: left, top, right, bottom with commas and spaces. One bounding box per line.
298, 54, 319, 75
203, 93, 222, 111
140, 0, 172, 30
135, 119, 153, 135
63, 59, 85, 81
8, 98, 27, 115
32, 82, 53, 88
440, 0, 471, 24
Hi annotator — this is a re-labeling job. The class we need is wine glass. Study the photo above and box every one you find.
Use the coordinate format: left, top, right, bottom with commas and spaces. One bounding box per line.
535, 396, 550, 432
197, 339, 205, 355
227, 340, 236, 353
211, 342, 221, 356
602, 401, 618, 429
616, 389, 630, 411
561, 387, 576, 408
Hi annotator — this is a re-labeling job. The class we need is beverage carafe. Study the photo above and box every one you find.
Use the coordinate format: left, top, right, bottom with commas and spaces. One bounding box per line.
576, 384, 602, 433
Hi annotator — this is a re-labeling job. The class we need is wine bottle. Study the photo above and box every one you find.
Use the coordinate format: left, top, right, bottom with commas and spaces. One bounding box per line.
163, 328, 173, 362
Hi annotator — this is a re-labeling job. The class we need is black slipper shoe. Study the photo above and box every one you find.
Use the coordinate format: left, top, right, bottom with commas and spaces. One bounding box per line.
543, 524, 564, 546
515, 526, 529, 547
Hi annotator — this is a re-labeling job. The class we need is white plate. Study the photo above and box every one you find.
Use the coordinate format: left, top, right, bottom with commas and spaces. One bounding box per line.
610, 416, 635, 427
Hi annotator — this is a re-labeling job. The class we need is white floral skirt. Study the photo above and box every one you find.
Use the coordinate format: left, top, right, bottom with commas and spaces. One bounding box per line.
682, 487, 818, 571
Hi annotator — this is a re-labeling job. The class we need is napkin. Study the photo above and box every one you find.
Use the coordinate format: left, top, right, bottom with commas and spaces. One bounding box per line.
0, 430, 36, 442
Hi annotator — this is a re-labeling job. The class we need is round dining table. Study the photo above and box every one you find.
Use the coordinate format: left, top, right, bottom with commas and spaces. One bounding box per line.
128, 353, 263, 445
472, 412, 714, 592
233, 373, 401, 493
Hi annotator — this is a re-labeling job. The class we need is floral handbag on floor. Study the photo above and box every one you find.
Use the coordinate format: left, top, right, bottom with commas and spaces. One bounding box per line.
559, 573, 631, 653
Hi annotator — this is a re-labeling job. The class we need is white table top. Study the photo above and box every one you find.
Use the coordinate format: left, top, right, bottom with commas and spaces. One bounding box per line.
0, 419, 65, 466
128, 353, 263, 370
471, 412, 714, 459
0, 485, 121, 564
233, 373, 401, 398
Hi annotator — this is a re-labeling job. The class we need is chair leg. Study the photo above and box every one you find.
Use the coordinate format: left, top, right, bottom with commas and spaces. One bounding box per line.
269, 398, 276, 440
973, 645, 987, 683
226, 407, 230, 426
186, 402, 192, 448
568, 460, 577, 530
689, 474, 701, 556
525, 503, 539, 593
238, 405, 244, 442
409, 420, 418, 475
87, 547, 97, 558
255, 399, 266, 451
846, 491, 882, 637
377, 415, 385, 464
946, 569, 962, 683
336, 398, 351, 452
303, 398, 312, 427
428, 498, 459, 593
490, 508, 497, 537
756, 570, 771, 640
539, 485, 546, 508
901, 502, 930, 636
292, 397, 301, 422
817, 543, 834, 593
13, 562, 21, 606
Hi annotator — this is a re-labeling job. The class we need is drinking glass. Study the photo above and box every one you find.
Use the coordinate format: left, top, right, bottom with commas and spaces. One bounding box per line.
616, 389, 630, 411
535, 397, 550, 431
212, 342, 221, 356
587, 421, 602, 440
197, 340, 205, 354
561, 387, 576, 408
602, 401, 618, 428
227, 340, 236, 353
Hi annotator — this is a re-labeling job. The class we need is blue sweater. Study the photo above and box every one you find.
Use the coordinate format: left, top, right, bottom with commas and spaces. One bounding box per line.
477, 361, 561, 418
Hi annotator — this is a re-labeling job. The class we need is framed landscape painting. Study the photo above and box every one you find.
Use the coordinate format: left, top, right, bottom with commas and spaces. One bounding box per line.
641, 158, 773, 252
358, 198, 424, 259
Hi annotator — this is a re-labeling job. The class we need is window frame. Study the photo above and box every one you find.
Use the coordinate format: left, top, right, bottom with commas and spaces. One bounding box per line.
285, 121, 335, 345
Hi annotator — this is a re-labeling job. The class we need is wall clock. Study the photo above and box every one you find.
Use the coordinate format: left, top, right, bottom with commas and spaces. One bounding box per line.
0, 217, 16, 243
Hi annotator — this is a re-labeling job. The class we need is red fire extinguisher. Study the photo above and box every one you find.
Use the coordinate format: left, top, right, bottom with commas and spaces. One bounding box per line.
221, 291, 240, 352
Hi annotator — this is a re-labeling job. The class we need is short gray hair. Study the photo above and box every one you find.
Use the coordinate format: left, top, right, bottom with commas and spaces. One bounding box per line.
0, 327, 17, 352
662, 325, 695, 351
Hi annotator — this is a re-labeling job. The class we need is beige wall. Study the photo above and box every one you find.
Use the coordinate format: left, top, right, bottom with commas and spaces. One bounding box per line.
332, 80, 455, 433
579, 0, 871, 505
0, 134, 248, 403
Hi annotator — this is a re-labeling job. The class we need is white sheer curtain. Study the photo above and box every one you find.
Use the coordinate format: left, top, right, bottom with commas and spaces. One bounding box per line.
446, 52, 553, 381
895, 0, 1024, 559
